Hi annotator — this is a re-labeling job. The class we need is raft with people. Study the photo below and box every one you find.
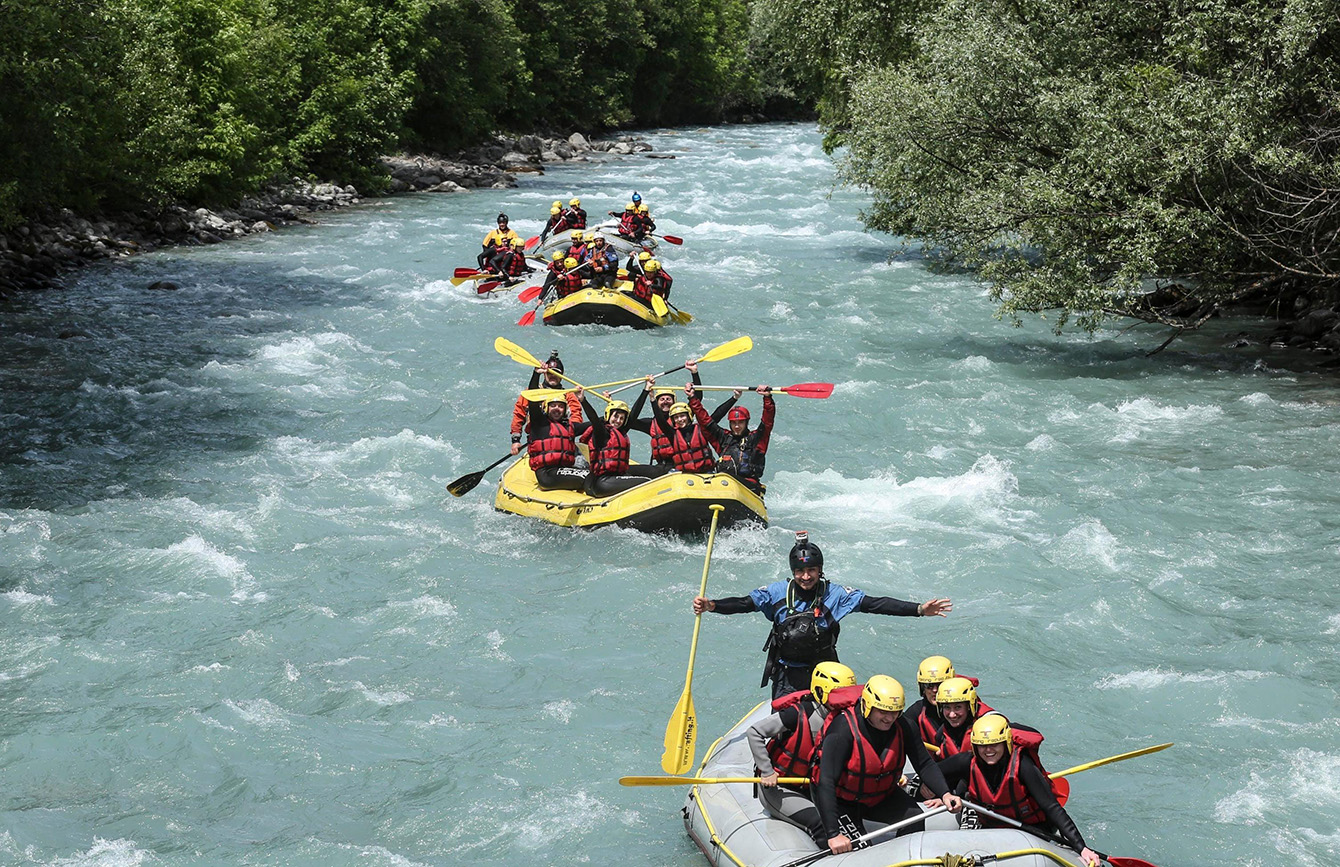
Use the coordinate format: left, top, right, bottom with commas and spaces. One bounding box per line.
681, 701, 1120, 867
536, 285, 673, 328
493, 450, 767, 533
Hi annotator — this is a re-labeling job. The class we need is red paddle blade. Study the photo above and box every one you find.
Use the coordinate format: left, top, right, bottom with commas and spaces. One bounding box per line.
1106, 858, 1160, 867
661, 234, 683, 245
476, 280, 502, 294
517, 309, 537, 326
518, 285, 542, 303
524, 235, 540, 251
1053, 776, 1071, 807
454, 267, 481, 278
778, 382, 834, 399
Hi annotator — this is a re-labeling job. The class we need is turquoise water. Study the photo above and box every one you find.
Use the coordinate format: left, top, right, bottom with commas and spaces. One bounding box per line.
1, 123, 1337, 866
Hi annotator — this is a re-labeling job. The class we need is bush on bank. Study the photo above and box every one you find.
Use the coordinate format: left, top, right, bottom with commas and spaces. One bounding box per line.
0, 0, 764, 227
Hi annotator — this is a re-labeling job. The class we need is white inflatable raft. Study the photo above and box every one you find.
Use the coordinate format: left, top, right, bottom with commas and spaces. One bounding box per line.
683, 702, 1097, 867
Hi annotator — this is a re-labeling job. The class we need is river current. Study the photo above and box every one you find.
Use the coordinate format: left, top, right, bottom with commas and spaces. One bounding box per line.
1, 124, 1336, 866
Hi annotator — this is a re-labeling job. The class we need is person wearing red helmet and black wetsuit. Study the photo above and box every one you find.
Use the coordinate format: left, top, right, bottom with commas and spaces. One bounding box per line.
691, 386, 775, 494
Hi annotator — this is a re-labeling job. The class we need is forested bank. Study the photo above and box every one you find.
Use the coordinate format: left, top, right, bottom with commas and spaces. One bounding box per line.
0, 0, 785, 228
755, 0, 1340, 347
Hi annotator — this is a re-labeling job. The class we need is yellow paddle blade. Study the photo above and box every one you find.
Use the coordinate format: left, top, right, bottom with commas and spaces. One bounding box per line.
494, 337, 542, 368
671, 309, 693, 325
585, 377, 647, 390
651, 294, 669, 318
1049, 742, 1173, 779
698, 336, 752, 364
661, 687, 696, 774
449, 276, 470, 286
620, 775, 810, 787
520, 388, 570, 403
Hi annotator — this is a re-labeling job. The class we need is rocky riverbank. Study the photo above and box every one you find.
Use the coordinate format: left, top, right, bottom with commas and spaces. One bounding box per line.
0, 132, 654, 293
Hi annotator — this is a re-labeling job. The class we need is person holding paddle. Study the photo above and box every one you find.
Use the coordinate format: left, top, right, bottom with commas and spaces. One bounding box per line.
564, 197, 586, 230
510, 354, 581, 455
937, 714, 1100, 867
812, 675, 962, 854
576, 394, 664, 495
586, 235, 620, 290
628, 363, 703, 467
631, 260, 672, 308
746, 662, 858, 844
691, 533, 954, 698
524, 386, 590, 491
692, 385, 774, 494
478, 213, 519, 269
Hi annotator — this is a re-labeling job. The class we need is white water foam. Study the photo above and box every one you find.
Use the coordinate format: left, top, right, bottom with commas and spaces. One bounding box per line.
161, 535, 265, 602
50, 837, 153, 867
1096, 668, 1270, 689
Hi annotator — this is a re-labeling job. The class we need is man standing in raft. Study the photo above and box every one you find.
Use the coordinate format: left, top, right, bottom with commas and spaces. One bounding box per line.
477, 213, 519, 269
691, 533, 953, 698
510, 353, 581, 456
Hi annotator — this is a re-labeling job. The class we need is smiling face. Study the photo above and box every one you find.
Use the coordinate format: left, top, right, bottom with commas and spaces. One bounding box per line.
670, 411, 690, 430
975, 741, 1006, 765
867, 707, 898, 731
729, 418, 748, 437
792, 565, 822, 591
609, 409, 627, 428
921, 682, 941, 706
543, 371, 562, 388
656, 393, 674, 412
941, 701, 971, 728
546, 400, 567, 420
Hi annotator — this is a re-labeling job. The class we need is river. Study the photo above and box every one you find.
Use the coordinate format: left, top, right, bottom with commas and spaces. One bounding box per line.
0, 123, 1335, 866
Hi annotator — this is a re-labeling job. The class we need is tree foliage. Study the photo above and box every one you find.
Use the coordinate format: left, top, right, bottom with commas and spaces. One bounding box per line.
822, 0, 1340, 332
0, 0, 766, 225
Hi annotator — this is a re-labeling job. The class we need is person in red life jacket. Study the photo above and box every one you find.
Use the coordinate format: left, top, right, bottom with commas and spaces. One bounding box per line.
663, 388, 717, 473
630, 259, 672, 308
745, 662, 857, 843
564, 197, 587, 230
546, 256, 585, 301
526, 385, 591, 491
627, 364, 703, 467
540, 203, 566, 242
692, 386, 774, 494
510, 353, 582, 455
584, 235, 620, 290
938, 714, 1099, 867
625, 249, 652, 278
634, 202, 656, 239
903, 655, 955, 746
562, 230, 588, 265
812, 676, 961, 854
575, 395, 665, 496
478, 213, 519, 269
930, 676, 995, 759
539, 250, 568, 296
692, 534, 954, 698
490, 237, 534, 281
611, 202, 640, 239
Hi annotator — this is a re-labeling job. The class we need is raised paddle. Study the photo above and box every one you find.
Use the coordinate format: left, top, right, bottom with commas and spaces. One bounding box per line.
1049, 742, 1173, 779
778, 805, 951, 867
651, 232, 684, 245
605, 337, 756, 397
492, 338, 610, 404
661, 504, 725, 774
620, 775, 809, 787
961, 800, 1160, 867
446, 452, 514, 497
666, 383, 836, 399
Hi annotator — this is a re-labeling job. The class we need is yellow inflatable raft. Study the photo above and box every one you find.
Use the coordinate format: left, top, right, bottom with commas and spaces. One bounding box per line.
494, 455, 767, 533
542, 287, 671, 328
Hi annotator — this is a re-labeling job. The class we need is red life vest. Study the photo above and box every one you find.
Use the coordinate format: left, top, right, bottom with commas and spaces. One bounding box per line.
555, 272, 583, 298
580, 425, 630, 476
812, 707, 906, 806
667, 423, 714, 472
633, 275, 654, 302
564, 243, 586, 262
565, 207, 586, 229
765, 692, 820, 778
966, 730, 1054, 826
650, 272, 671, 298
618, 213, 639, 236
915, 705, 944, 744
931, 685, 991, 757
527, 419, 576, 470
501, 251, 527, 276
649, 418, 674, 462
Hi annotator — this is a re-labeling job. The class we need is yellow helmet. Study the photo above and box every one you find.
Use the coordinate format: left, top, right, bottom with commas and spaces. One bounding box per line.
604, 399, 629, 421
552, 250, 564, 261
971, 713, 1012, 749
861, 675, 905, 717
545, 393, 568, 408
935, 677, 979, 715
570, 230, 583, 242
917, 655, 955, 686
638, 204, 649, 213
653, 387, 675, 401
625, 202, 636, 211
638, 251, 652, 262
563, 257, 578, 269
646, 259, 662, 272
811, 662, 856, 705
668, 401, 690, 419
511, 236, 525, 247
550, 205, 561, 215
569, 197, 581, 207
551, 200, 561, 208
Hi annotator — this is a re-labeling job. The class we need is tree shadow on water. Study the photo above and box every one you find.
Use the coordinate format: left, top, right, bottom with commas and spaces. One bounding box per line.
0, 255, 381, 512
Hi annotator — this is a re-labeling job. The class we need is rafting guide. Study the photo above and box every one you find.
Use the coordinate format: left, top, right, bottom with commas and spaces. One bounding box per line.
691, 532, 953, 698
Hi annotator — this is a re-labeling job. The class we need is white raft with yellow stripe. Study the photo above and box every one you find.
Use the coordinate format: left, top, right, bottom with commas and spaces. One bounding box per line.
493, 453, 766, 533
684, 702, 1095, 867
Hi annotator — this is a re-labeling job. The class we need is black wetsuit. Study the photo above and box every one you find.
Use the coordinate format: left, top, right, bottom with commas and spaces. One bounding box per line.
815, 712, 949, 840
938, 748, 1088, 853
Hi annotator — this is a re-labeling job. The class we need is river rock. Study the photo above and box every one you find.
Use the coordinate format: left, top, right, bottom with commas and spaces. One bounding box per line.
1294, 309, 1337, 339
518, 134, 543, 155
147, 280, 179, 291
568, 132, 589, 151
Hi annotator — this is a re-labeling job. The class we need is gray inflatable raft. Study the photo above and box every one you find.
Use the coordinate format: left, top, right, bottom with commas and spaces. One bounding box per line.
683, 702, 1095, 867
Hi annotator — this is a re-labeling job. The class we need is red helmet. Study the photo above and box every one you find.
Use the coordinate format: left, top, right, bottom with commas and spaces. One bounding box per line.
727, 406, 750, 423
